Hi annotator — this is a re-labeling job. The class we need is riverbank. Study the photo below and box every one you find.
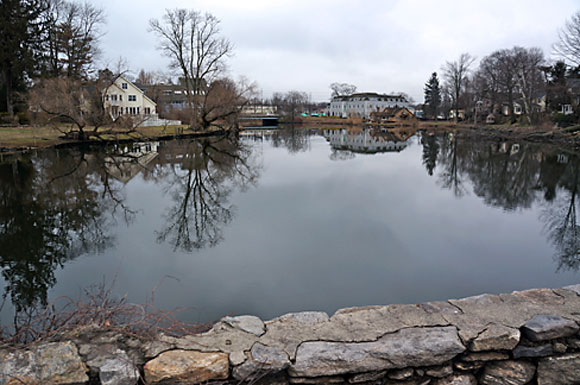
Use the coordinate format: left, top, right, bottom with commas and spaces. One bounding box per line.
1, 286, 580, 384
0, 125, 226, 154
3, 121, 580, 155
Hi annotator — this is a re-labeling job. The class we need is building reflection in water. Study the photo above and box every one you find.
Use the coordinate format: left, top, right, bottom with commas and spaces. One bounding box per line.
323, 128, 410, 154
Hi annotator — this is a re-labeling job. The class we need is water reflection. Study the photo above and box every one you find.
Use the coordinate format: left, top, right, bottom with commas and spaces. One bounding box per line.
153, 136, 260, 252
420, 132, 580, 271
0, 149, 125, 312
272, 125, 312, 154
323, 128, 410, 156
1, 129, 579, 324
0, 135, 260, 318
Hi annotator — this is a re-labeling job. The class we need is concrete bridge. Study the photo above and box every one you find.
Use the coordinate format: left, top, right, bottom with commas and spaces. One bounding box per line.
238, 114, 279, 128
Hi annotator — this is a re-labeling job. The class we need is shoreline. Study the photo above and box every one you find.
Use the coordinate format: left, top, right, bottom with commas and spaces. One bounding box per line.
0, 125, 228, 155
2, 122, 580, 155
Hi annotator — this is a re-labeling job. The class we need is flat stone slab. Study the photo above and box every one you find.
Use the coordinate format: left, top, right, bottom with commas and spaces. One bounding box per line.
480, 360, 536, 385
144, 350, 228, 384
538, 353, 580, 385
222, 315, 266, 337
521, 314, 579, 341
0, 341, 88, 385
469, 324, 520, 351
512, 344, 553, 359
232, 342, 291, 380
99, 353, 140, 385
289, 326, 465, 377
434, 374, 477, 385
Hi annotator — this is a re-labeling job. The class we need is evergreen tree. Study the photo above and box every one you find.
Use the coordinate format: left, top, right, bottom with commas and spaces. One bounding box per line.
424, 72, 441, 119
545, 61, 572, 113
0, 0, 45, 115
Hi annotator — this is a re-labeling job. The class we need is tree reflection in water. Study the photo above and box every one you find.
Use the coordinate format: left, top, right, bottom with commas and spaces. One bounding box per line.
155, 135, 260, 252
0, 147, 136, 319
540, 160, 580, 271
271, 125, 312, 154
421, 133, 580, 271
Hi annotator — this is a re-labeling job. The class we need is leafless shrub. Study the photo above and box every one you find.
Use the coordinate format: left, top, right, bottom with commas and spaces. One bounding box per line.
0, 276, 210, 346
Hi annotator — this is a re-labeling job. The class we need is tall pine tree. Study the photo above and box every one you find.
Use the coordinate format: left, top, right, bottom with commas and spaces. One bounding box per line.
0, 0, 45, 115
424, 72, 441, 120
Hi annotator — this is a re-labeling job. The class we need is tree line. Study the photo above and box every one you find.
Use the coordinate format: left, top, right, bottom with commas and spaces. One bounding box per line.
423, 10, 580, 126
0, 0, 104, 116
0, 0, 253, 134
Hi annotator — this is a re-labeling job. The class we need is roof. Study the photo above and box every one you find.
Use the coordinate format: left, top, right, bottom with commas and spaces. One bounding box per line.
115, 75, 157, 107
331, 92, 408, 102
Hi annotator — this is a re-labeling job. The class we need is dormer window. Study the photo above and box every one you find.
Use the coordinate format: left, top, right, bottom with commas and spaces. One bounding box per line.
122, 83, 128, 90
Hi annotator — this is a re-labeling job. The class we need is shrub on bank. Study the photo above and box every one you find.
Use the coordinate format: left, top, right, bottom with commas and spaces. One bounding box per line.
553, 112, 579, 128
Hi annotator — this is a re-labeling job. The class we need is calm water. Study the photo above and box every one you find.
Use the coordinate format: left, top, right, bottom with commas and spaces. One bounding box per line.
1, 128, 579, 325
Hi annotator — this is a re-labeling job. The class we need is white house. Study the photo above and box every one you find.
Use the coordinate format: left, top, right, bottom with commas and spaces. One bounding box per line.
103, 76, 181, 127
328, 92, 410, 119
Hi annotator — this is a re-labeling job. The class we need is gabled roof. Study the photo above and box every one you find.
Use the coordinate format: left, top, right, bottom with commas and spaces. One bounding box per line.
113, 75, 157, 107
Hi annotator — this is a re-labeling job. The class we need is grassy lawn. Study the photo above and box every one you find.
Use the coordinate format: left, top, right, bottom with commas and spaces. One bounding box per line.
0, 124, 221, 151
0, 126, 64, 148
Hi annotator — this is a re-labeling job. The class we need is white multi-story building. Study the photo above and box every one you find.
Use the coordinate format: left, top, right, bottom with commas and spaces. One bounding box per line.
328, 92, 410, 119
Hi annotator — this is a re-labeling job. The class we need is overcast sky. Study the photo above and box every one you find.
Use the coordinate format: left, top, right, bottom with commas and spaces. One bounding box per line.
97, 0, 578, 102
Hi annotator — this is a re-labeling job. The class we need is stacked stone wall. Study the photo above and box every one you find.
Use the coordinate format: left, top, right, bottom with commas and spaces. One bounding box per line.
2, 286, 580, 384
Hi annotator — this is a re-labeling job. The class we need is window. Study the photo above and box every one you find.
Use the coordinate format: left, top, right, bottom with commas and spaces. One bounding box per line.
144, 107, 151, 115
122, 83, 128, 89
105, 95, 109, 101
119, 95, 122, 101
128, 95, 136, 101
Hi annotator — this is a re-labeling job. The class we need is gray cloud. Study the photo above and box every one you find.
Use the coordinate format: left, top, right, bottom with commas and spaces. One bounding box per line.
97, 0, 579, 102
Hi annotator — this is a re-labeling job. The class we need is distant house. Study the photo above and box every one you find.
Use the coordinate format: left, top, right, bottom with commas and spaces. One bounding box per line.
104, 76, 180, 127
500, 94, 546, 117
370, 106, 416, 123
136, 77, 209, 113
241, 105, 278, 115
448, 109, 466, 120
558, 78, 580, 115
104, 76, 157, 120
328, 92, 410, 119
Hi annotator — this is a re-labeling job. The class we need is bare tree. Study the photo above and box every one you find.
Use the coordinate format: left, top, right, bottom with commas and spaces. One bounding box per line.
200, 77, 257, 130
28, 70, 135, 140
43, 0, 105, 79
330, 82, 357, 98
442, 53, 475, 121
554, 10, 580, 66
149, 9, 233, 129
135, 69, 156, 85
513, 47, 545, 124
476, 49, 517, 121
279, 91, 309, 119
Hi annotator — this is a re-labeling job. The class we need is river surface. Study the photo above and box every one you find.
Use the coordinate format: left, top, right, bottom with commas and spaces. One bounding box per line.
1, 128, 579, 325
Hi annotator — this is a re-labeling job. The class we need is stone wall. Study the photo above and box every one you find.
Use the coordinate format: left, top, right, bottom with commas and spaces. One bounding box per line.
2, 286, 580, 385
